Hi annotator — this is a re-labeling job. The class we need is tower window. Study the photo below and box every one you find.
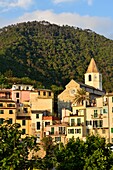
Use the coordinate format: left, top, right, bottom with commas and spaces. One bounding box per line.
89, 75, 92, 81
16, 93, 19, 98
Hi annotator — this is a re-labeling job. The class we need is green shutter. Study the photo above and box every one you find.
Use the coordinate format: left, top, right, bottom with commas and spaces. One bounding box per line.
111, 128, 113, 133
51, 127, 54, 134
77, 118, 81, 125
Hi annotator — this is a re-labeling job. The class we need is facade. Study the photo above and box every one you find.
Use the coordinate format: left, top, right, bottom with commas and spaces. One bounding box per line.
0, 86, 54, 140
44, 123, 67, 144
30, 89, 54, 114
58, 58, 105, 115
0, 99, 16, 125
16, 101, 32, 136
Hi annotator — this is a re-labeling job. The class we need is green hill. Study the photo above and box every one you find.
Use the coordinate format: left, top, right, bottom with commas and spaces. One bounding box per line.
0, 21, 113, 92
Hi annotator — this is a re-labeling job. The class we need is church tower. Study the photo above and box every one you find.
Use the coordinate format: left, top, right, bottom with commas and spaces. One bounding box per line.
84, 58, 102, 90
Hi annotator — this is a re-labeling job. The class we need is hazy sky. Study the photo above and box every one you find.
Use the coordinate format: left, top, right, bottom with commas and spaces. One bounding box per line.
0, 0, 113, 39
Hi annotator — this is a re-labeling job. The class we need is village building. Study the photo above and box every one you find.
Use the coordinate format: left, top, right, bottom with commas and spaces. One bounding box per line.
58, 58, 105, 116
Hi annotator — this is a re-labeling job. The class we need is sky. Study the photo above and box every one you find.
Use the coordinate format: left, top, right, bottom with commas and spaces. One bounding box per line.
0, 0, 113, 39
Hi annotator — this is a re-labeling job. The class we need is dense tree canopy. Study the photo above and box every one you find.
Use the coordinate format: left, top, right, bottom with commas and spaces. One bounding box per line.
0, 122, 39, 170
0, 21, 113, 91
1, 123, 113, 170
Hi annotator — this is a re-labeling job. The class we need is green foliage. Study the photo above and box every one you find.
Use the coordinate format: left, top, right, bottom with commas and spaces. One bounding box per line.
41, 136, 54, 155
35, 136, 56, 170
1, 124, 113, 170
0, 122, 39, 170
0, 21, 113, 91
54, 137, 85, 170
53, 135, 113, 170
73, 89, 90, 105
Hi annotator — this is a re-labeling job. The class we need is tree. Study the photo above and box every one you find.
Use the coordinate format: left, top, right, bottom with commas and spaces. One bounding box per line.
54, 135, 113, 170
37, 136, 56, 170
0, 122, 39, 170
54, 137, 86, 170
73, 88, 90, 105
84, 135, 112, 170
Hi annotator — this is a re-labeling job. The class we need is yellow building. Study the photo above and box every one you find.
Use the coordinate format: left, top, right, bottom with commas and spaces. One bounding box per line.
0, 99, 16, 125
16, 101, 32, 136
30, 89, 54, 114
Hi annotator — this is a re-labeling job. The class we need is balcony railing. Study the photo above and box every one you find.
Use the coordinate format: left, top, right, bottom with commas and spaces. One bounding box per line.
50, 131, 66, 135
91, 114, 103, 119
70, 123, 84, 126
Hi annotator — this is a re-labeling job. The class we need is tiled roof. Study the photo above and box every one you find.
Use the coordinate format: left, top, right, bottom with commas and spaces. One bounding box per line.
86, 58, 99, 73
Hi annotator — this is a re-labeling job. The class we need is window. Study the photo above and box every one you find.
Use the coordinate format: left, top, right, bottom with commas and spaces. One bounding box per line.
36, 114, 39, 118
22, 129, 26, 134
86, 121, 89, 126
112, 107, 113, 113
111, 128, 113, 133
48, 92, 51, 96
86, 121, 92, 126
55, 137, 61, 142
90, 120, 92, 125
0, 103, 3, 107
103, 109, 107, 113
9, 110, 13, 114
112, 97, 113, 103
17, 99, 19, 103
94, 110, 98, 118
37, 122, 40, 130
7, 103, 15, 107
68, 129, 74, 134
23, 108, 28, 113
93, 120, 98, 128
26, 86, 29, 90
45, 122, 50, 127
16, 93, 19, 98
77, 118, 81, 126
51, 127, 54, 134
0, 118, 4, 124
102, 129, 105, 134
71, 119, 75, 126
43, 91, 46, 96
38, 91, 40, 95
99, 120, 103, 127
0, 110, 4, 114
75, 129, 81, 134
22, 120, 26, 126
8, 118, 12, 124
89, 75, 92, 81
59, 127, 65, 134
77, 129, 81, 134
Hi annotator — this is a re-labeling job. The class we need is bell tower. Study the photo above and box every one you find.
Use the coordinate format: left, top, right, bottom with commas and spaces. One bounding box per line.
84, 58, 102, 90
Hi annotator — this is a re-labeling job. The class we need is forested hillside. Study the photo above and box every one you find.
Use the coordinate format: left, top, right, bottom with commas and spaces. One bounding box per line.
0, 21, 113, 91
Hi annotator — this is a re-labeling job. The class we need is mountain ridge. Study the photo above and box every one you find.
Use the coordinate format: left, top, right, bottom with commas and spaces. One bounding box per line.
0, 21, 113, 92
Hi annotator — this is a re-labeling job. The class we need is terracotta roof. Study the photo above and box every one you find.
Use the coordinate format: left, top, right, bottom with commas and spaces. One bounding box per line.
86, 58, 99, 73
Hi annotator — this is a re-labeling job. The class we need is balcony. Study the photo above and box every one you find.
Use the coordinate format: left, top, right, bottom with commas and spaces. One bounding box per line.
70, 123, 84, 127
16, 111, 31, 117
50, 131, 66, 135
91, 114, 103, 119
